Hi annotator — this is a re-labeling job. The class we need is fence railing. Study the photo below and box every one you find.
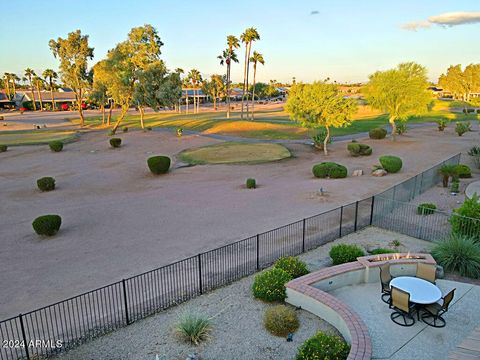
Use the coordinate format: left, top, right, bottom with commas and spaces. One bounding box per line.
0, 153, 462, 360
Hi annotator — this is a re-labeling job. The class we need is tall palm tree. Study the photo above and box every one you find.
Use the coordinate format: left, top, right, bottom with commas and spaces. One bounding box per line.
187, 69, 202, 114
11, 74, 20, 97
249, 51, 265, 120
24, 68, 37, 111
240, 28, 260, 119
43, 69, 58, 111
33, 76, 45, 111
225, 36, 240, 118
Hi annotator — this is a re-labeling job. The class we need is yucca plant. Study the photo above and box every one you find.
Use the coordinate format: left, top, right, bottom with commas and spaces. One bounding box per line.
175, 312, 212, 345
432, 234, 480, 278
439, 164, 458, 188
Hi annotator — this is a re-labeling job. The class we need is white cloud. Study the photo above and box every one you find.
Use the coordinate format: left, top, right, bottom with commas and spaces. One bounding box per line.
401, 11, 480, 31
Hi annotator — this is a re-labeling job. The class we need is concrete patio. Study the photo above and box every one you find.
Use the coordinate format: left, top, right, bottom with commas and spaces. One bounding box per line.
329, 280, 480, 360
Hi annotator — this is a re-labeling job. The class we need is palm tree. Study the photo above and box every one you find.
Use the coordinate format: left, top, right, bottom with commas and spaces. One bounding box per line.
24, 68, 37, 111
11, 74, 20, 97
3, 73, 11, 99
187, 69, 202, 114
43, 69, 58, 111
221, 35, 240, 118
240, 28, 260, 119
33, 76, 45, 111
249, 51, 265, 120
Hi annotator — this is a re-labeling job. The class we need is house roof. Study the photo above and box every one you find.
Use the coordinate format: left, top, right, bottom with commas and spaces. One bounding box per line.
16, 91, 77, 101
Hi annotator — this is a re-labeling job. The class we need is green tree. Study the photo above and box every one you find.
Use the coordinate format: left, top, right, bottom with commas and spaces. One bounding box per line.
240, 27, 260, 119
174, 68, 184, 112
249, 51, 264, 120
202, 74, 226, 110
285, 82, 357, 155
187, 69, 202, 114
439, 64, 480, 104
33, 75, 45, 110
49, 30, 94, 125
218, 35, 240, 118
364, 62, 431, 140
251, 82, 268, 99
90, 61, 110, 124
24, 68, 37, 110
99, 24, 164, 132
133, 61, 182, 129
42, 69, 58, 111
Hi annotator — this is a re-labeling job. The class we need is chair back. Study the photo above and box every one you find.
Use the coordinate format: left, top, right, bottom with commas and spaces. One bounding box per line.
379, 263, 392, 285
391, 286, 410, 313
442, 289, 456, 312
416, 263, 436, 283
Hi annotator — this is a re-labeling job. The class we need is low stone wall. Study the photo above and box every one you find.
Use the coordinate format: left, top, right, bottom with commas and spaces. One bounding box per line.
285, 253, 435, 360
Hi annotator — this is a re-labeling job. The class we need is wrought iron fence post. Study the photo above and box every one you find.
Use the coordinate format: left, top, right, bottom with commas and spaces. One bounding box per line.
256, 234, 260, 270
369, 196, 375, 225
339, 206, 343, 237
19, 314, 30, 360
302, 219, 306, 253
122, 279, 130, 325
198, 254, 203, 295
354, 201, 359, 232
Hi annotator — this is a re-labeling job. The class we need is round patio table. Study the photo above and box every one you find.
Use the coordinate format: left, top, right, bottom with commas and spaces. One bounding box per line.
390, 276, 442, 304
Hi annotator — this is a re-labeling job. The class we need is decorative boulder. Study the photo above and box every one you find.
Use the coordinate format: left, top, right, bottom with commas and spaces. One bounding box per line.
372, 169, 387, 177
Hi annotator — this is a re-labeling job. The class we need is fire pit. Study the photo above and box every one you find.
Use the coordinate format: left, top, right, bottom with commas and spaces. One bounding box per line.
357, 252, 435, 268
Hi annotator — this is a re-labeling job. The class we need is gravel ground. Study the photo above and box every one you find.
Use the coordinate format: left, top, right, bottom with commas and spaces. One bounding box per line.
54, 227, 431, 360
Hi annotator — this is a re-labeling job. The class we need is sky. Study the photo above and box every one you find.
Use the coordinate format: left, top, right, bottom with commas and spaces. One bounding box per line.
0, 0, 479, 84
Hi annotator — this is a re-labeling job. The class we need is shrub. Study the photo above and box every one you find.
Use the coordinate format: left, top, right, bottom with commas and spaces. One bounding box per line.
347, 143, 372, 157
274, 256, 309, 278
369, 248, 396, 255
37, 177, 55, 192
246, 178, 256, 189
109, 138, 122, 148
147, 155, 171, 174
0, 145, 7, 152
311, 128, 331, 150
450, 194, 480, 240
369, 127, 387, 139
454, 164, 472, 178
437, 119, 447, 131
312, 162, 347, 179
252, 268, 293, 302
32, 215, 62, 236
49, 141, 63, 152
468, 146, 480, 156
329, 244, 364, 265
175, 312, 212, 345
122, 127, 128, 133
396, 122, 408, 135
146, 126, 152, 131
296, 331, 350, 360
417, 203, 437, 215
379, 155, 402, 173
264, 305, 299, 337
432, 235, 480, 278
455, 122, 469, 136
451, 180, 460, 194
439, 164, 458, 187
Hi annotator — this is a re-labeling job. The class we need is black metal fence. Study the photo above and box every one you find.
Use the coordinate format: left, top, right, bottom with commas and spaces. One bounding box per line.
0, 153, 463, 360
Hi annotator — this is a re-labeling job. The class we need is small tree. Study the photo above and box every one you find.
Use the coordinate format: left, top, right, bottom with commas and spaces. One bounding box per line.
49, 30, 94, 126
202, 74, 225, 111
364, 62, 431, 140
285, 82, 357, 155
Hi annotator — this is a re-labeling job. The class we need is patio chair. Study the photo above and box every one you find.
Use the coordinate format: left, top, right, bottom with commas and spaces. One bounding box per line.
379, 263, 393, 304
421, 288, 456, 328
416, 263, 436, 283
390, 286, 416, 326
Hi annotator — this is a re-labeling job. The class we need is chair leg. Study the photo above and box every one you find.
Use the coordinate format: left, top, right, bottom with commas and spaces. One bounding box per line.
421, 313, 446, 328
381, 293, 391, 304
391, 311, 415, 327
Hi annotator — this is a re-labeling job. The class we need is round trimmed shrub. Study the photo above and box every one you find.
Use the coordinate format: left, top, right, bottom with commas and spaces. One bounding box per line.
417, 203, 437, 215
122, 127, 128, 133
312, 162, 347, 179
37, 177, 55, 192
274, 256, 309, 279
347, 143, 372, 157
246, 178, 256, 189
109, 138, 122, 148
264, 305, 299, 337
369, 127, 387, 139
379, 155, 402, 173
0, 145, 7, 152
296, 331, 350, 360
49, 141, 63, 152
252, 268, 292, 302
32, 215, 62, 236
454, 164, 472, 178
329, 243, 364, 265
432, 234, 480, 278
147, 155, 171, 174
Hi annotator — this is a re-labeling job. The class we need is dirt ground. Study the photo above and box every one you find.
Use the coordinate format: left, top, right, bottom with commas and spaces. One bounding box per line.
1, 122, 479, 320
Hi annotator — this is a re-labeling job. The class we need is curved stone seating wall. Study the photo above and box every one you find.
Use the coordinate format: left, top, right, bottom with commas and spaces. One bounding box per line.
285, 253, 435, 360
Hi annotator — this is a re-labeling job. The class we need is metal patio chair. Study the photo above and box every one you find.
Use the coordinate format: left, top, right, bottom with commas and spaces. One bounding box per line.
421, 288, 456, 328
390, 286, 416, 326
379, 263, 394, 304
416, 263, 436, 283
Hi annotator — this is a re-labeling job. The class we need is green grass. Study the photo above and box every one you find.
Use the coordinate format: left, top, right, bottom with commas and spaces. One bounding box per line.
0, 129, 79, 146
178, 142, 291, 165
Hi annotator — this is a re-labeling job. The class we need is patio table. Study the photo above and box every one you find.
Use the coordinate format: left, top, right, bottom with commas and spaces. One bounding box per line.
390, 276, 442, 304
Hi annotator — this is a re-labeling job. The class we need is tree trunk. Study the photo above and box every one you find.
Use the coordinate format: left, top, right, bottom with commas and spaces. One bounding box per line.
227, 62, 231, 119
51, 88, 56, 111
251, 65, 257, 121
37, 84, 43, 111
245, 42, 252, 119
389, 116, 396, 141
5, 78, 10, 99
112, 106, 128, 133
139, 106, 145, 130
107, 101, 113, 126
193, 89, 196, 114
186, 95, 189, 114
323, 126, 331, 156
12, 80, 16, 97
241, 45, 249, 119
30, 79, 37, 111
213, 95, 217, 111
101, 105, 105, 125
442, 175, 449, 188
